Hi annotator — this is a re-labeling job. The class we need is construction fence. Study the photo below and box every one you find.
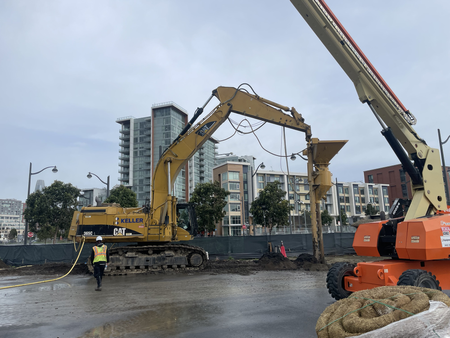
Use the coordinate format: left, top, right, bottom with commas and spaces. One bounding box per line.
0, 233, 356, 266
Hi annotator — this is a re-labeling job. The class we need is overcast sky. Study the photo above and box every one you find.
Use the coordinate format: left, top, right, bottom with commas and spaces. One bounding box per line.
1, 0, 449, 202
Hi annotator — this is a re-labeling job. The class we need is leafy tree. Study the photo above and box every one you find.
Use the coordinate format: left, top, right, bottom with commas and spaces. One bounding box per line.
190, 181, 230, 234
37, 223, 55, 244
104, 185, 138, 207
339, 209, 348, 225
321, 209, 333, 226
24, 181, 80, 243
8, 228, 17, 241
365, 204, 378, 216
250, 181, 292, 234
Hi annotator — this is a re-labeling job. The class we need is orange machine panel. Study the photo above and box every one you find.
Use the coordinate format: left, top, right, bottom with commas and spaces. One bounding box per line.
345, 259, 450, 291
353, 221, 383, 257
399, 214, 450, 261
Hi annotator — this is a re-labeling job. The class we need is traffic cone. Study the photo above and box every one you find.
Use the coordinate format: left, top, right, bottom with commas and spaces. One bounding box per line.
280, 241, 287, 258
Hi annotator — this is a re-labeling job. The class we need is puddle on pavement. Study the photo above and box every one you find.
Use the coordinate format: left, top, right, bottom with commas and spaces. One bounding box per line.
78, 302, 221, 338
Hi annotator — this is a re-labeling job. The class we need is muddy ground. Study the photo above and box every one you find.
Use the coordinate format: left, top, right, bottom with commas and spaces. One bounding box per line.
0, 253, 380, 277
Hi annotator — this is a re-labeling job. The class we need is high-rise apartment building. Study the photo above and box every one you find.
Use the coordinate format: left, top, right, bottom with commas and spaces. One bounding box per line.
188, 138, 218, 199
117, 102, 217, 206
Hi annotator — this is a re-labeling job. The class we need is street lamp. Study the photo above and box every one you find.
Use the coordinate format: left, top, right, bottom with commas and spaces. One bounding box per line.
438, 129, 450, 204
252, 162, 266, 177
87, 172, 110, 198
25, 163, 58, 245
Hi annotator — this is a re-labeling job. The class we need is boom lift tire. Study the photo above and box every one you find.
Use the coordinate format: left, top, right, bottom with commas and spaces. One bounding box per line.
326, 262, 356, 300
397, 269, 442, 290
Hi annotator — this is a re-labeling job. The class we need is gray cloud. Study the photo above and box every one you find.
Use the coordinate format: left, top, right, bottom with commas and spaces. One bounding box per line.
1, 0, 449, 201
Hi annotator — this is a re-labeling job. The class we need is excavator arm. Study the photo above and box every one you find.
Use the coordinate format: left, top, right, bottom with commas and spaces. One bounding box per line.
151, 85, 311, 234
290, 0, 447, 219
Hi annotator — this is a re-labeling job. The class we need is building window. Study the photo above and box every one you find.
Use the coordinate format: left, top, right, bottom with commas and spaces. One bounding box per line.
368, 186, 373, 195
305, 194, 310, 200
229, 204, 241, 212
231, 216, 241, 225
359, 188, 365, 196
383, 186, 388, 196
222, 172, 228, 181
228, 172, 240, 180
230, 226, 241, 236
229, 193, 240, 201
229, 182, 240, 190
368, 175, 373, 183
223, 217, 229, 225
355, 205, 361, 214
399, 169, 406, 183
401, 184, 408, 198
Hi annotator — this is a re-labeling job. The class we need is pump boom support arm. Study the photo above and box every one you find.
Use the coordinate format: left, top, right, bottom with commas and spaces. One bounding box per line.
290, 0, 447, 218
151, 86, 311, 225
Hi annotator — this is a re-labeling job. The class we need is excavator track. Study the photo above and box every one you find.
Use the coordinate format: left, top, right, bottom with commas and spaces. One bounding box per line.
88, 243, 208, 276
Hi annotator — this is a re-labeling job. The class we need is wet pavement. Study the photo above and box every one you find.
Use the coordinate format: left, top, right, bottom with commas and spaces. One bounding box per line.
0, 270, 334, 338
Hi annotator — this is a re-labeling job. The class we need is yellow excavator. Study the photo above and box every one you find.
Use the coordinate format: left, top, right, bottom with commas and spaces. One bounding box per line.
68, 84, 311, 274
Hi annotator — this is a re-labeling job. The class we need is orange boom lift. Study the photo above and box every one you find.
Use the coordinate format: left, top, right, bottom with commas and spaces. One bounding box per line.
290, 0, 450, 299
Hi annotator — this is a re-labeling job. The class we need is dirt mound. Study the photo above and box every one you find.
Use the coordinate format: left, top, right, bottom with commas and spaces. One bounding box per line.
295, 253, 328, 271
0, 259, 10, 269
258, 252, 297, 270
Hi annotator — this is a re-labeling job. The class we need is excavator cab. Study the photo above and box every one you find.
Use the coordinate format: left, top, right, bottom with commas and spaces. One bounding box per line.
176, 203, 198, 236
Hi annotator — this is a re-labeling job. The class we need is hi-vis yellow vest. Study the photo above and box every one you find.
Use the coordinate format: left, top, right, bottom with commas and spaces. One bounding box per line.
93, 245, 107, 263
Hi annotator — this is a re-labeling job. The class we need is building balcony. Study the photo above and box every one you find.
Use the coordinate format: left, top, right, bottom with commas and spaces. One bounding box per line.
119, 134, 130, 141
119, 148, 130, 154
119, 155, 130, 160
120, 141, 130, 147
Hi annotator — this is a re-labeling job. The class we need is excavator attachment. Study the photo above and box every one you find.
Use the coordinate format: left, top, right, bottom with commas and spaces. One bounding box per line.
306, 138, 347, 201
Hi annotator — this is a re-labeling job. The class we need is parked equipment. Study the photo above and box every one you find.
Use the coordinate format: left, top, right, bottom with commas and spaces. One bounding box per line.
290, 0, 450, 299
68, 84, 311, 274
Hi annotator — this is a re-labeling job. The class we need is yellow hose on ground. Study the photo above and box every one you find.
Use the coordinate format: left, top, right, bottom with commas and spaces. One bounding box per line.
0, 237, 86, 290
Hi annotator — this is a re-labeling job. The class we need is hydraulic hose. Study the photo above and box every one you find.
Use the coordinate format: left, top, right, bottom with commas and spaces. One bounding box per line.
0, 237, 86, 290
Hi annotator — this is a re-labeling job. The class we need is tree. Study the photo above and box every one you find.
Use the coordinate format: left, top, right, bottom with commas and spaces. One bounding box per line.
321, 209, 333, 226
104, 185, 138, 207
190, 181, 230, 234
8, 228, 17, 241
365, 204, 378, 216
339, 209, 348, 225
24, 181, 80, 243
250, 181, 292, 234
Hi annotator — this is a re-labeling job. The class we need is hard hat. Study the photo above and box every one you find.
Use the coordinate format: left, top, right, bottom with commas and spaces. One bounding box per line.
96, 236, 102, 242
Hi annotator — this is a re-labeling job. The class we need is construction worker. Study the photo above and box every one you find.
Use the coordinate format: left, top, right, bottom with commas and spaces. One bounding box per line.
90, 236, 109, 291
